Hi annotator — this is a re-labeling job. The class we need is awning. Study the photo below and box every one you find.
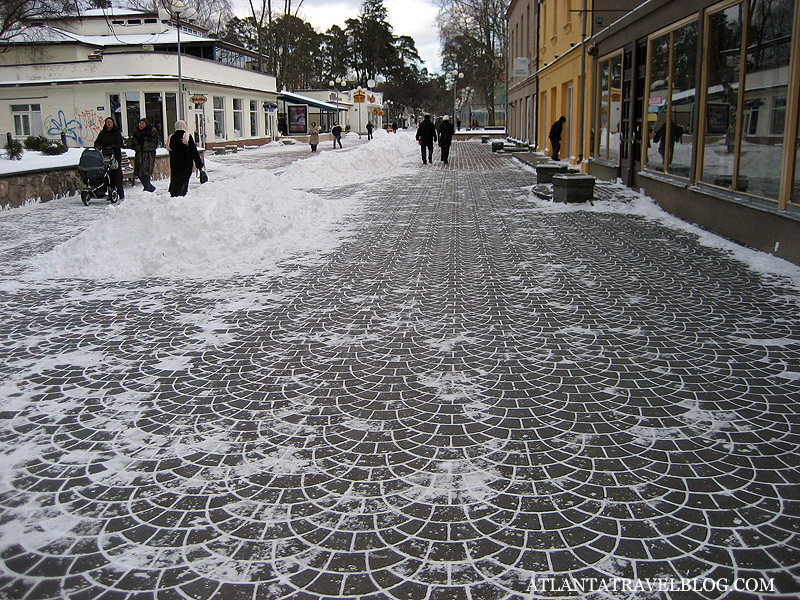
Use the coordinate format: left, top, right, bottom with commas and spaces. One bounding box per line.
278, 91, 348, 112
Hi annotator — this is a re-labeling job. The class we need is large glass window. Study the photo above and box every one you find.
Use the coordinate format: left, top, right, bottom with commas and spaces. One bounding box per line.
145, 92, 164, 142
645, 21, 698, 178
700, 4, 742, 190
598, 61, 609, 157
250, 100, 258, 137
737, 0, 794, 200
596, 55, 622, 162
794, 95, 800, 205
125, 92, 141, 136
165, 93, 177, 141
608, 55, 622, 163
213, 96, 225, 140
233, 98, 243, 137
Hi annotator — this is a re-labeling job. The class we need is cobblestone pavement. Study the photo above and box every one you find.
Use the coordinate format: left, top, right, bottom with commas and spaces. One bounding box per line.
1, 141, 799, 600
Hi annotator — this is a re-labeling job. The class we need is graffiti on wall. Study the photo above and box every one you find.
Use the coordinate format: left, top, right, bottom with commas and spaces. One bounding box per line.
45, 109, 105, 145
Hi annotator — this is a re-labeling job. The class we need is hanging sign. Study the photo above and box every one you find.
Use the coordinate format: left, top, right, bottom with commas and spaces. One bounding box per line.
190, 95, 207, 104
354, 91, 366, 103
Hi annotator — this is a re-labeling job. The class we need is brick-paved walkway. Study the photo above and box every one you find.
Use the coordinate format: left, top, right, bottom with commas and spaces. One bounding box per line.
1, 140, 799, 600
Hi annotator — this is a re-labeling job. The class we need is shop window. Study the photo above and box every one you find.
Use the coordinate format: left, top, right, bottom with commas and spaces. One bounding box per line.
11, 104, 42, 137
737, 0, 794, 201
145, 92, 164, 141
595, 54, 621, 162
645, 20, 697, 178
233, 98, 243, 138
213, 96, 225, 140
125, 92, 141, 136
165, 93, 177, 142
794, 96, 800, 205
250, 100, 258, 137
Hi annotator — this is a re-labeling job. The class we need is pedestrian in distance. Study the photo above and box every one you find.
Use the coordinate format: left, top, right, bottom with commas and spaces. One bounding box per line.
94, 117, 125, 201
166, 120, 204, 197
130, 117, 158, 193
309, 121, 320, 152
456, 118, 461, 131
438, 115, 454, 165
366, 121, 374, 140
416, 114, 437, 164
392, 121, 398, 133
332, 122, 343, 149
549, 115, 567, 161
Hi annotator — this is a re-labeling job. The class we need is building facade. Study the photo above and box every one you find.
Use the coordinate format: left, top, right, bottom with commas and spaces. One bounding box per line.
507, 1, 640, 162
1, 7, 279, 149
588, 0, 800, 265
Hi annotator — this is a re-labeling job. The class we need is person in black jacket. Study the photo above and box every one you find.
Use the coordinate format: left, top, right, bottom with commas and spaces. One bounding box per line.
332, 122, 343, 148
438, 115, 455, 164
415, 114, 437, 164
549, 115, 567, 160
166, 120, 204, 197
130, 117, 159, 192
94, 117, 125, 200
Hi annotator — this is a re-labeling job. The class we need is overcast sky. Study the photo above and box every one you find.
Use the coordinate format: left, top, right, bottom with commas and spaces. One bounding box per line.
229, 0, 443, 75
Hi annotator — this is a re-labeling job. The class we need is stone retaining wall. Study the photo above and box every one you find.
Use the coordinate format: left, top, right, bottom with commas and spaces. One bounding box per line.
0, 154, 172, 209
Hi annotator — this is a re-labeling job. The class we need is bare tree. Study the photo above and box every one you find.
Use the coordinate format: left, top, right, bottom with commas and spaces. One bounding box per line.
1, 0, 81, 42
437, 0, 508, 125
124, 0, 233, 35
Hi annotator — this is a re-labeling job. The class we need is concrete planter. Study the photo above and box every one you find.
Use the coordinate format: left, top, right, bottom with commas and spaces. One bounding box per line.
552, 174, 596, 203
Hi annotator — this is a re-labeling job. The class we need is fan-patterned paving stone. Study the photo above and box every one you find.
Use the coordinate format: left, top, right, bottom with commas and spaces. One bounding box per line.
0, 141, 799, 599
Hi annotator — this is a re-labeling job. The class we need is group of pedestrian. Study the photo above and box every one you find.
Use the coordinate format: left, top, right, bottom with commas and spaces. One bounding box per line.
415, 114, 455, 165
93, 116, 205, 200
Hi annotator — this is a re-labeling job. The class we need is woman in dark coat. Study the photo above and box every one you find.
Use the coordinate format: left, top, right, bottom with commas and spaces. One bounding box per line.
438, 115, 455, 164
166, 119, 204, 197
94, 117, 125, 200
130, 117, 159, 192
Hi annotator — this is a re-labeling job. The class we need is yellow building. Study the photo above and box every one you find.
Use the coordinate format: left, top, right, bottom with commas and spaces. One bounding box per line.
507, 1, 641, 166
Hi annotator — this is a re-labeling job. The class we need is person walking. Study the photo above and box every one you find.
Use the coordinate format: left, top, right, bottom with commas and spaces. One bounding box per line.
366, 121, 374, 140
549, 115, 567, 161
415, 114, 436, 164
94, 117, 125, 201
166, 120, 204, 197
130, 117, 158, 192
438, 114, 455, 165
392, 122, 398, 133
332, 122, 343, 149
456, 118, 461, 131
309, 122, 320, 152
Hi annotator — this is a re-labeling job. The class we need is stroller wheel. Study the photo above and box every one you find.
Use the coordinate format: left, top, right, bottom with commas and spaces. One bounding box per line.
109, 188, 119, 204
80, 191, 90, 206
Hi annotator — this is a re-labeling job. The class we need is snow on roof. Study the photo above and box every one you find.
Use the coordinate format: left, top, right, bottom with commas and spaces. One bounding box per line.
7, 24, 215, 47
280, 91, 351, 111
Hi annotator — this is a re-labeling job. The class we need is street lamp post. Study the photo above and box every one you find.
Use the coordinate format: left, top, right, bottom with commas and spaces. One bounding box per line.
450, 69, 464, 125
161, 1, 197, 122
328, 76, 343, 131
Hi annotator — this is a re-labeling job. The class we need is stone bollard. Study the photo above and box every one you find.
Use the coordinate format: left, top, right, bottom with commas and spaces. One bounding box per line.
535, 163, 568, 183
552, 174, 596, 203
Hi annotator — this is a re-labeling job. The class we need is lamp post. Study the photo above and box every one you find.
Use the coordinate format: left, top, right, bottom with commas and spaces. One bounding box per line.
161, 1, 197, 121
328, 76, 343, 131
450, 69, 464, 125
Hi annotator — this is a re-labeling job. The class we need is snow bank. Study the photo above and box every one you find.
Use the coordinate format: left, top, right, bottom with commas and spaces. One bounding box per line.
30, 169, 355, 280
28, 130, 417, 281
280, 128, 415, 187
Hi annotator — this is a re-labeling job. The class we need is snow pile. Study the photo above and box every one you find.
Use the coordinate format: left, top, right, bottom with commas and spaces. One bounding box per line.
30, 168, 356, 280
280, 128, 415, 187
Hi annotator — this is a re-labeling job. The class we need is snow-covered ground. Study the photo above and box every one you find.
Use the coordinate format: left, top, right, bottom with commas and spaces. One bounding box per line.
6, 131, 415, 280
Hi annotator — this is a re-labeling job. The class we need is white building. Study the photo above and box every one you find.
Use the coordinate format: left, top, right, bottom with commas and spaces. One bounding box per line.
0, 6, 279, 148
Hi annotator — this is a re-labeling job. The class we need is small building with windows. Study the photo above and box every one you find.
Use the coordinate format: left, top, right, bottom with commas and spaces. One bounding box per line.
588, 0, 800, 265
0, 6, 279, 149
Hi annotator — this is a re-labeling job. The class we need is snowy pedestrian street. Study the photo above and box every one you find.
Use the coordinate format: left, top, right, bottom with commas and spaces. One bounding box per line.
1, 133, 800, 600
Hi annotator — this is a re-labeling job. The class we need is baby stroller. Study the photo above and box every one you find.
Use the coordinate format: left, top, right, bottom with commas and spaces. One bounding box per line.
78, 148, 120, 205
